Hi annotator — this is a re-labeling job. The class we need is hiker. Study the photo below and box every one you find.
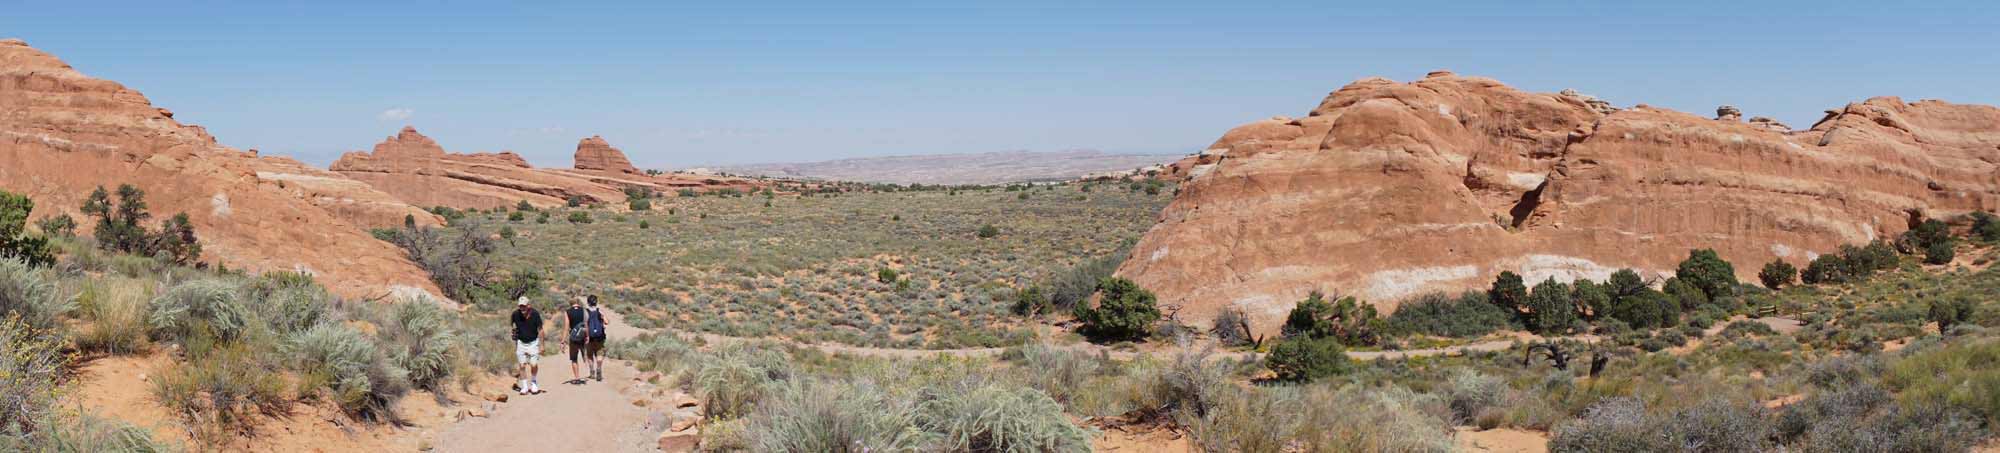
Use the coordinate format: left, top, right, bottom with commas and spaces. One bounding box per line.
510, 296, 543, 395
584, 295, 609, 381
565, 295, 591, 384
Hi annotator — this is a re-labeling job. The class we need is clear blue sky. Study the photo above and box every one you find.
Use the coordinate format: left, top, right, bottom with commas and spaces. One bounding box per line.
6, 1, 1995, 168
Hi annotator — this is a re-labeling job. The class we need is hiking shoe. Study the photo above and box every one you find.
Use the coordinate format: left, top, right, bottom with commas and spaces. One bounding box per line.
529, 382, 542, 394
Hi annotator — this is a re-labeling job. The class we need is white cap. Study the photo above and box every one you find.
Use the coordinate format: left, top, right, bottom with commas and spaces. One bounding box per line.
517, 296, 530, 306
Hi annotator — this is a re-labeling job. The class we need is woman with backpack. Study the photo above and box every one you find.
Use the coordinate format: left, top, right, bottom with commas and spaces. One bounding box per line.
584, 295, 608, 381
563, 296, 591, 384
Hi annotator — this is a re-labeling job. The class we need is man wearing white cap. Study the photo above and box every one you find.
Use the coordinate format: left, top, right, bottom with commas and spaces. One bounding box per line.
510, 296, 545, 395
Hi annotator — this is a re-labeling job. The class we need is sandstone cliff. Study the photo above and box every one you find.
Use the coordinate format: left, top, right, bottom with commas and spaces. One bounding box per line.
1119, 71, 2000, 328
0, 38, 445, 302
331, 129, 761, 210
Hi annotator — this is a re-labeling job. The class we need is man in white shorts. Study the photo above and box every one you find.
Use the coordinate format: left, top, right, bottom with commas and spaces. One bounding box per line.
509, 296, 544, 394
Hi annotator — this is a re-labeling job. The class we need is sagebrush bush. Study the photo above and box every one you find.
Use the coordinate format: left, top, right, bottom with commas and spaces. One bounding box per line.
741, 378, 930, 452
151, 344, 289, 445
1147, 341, 1230, 419
1, 412, 174, 453
1293, 385, 1455, 453
285, 324, 409, 420
1179, 386, 1300, 453
1551, 397, 1771, 452
694, 345, 793, 419
381, 300, 457, 392
1885, 336, 2000, 425
147, 279, 253, 347
247, 272, 330, 336
920, 382, 1092, 453
0, 316, 65, 441
0, 257, 73, 331
1442, 369, 1509, 425
1009, 343, 1102, 405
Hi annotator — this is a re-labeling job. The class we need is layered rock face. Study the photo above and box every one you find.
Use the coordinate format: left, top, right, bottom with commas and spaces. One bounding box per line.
0, 39, 445, 302
1119, 71, 2000, 328
572, 135, 639, 174
331, 129, 760, 209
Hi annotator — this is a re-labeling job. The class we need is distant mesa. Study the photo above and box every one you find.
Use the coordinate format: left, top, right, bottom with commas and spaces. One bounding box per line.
1121, 72, 2000, 333
713, 149, 1182, 185
0, 38, 447, 302
330, 127, 760, 209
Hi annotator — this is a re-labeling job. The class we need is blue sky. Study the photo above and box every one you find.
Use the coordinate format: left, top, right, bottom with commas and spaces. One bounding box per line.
6, 1, 1995, 168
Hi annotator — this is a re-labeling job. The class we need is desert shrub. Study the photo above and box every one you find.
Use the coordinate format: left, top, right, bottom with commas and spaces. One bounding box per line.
284, 324, 409, 421
1884, 337, 2000, 425
75, 278, 153, 355
245, 273, 331, 336
3, 412, 174, 453
152, 344, 289, 444
1488, 271, 1528, 315
695, 346, 794, 419
1009, 343, 1102, 405
920, 382, 1092, 453
1264, 336, 1349, 383
740, 378, 929, 452
1571, 281, 1610, 322
1973, 211, 2000, 242
1803, 253, 1850, 284
147, 279, 253, 347
628, 198, 652, 212
609, 333, 696, 378
1675, 248, 1737, 300
1550, 397, 1771, 453
1209, 305, 1259, 346
1718, 320, 1777, 339
1179, 386, 1300, 453
0, 316, 64, 441
0, 257, 73, 331
876, 268, 900, 284
976, 224, 1000, 238
380, 300, 458, 392
1925, 239, 1957, 265
1384, 290, 1504, 336
386, 223, 496, 302
1603, 288, 1675, 329
1662, 277, 1707, 312
1442, 369, 1509, 425
1846, 240, 1900, 276
1044, 251, 1125, 313
1929, 296, 1977, 333
1073, 278, 1159, 342
566, 211, 592, 224
0, 191, 56, 267
1797, 403, 1985, 452
78, 185, 201, 265
1526, 278, 1578, 334
1759, 259, 1797, 290
33, 214, 76, 238
1293, 385, 1455, 453
1282, 292, 1381, 346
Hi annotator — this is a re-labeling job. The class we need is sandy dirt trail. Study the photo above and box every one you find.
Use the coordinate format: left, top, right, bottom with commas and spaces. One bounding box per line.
433, 305, 675, 453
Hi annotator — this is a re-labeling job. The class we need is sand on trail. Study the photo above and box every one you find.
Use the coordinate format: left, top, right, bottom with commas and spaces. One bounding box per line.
433, 305, 680, 453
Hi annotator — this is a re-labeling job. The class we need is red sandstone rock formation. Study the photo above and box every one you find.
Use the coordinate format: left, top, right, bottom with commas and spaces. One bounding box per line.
1119, 71, 2000, 330
572, 135, 639, 174
0, 38, 445, 302
331, 129, 761, 210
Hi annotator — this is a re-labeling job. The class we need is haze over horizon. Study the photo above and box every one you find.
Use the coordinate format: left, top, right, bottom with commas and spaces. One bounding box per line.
6, 1, 1994, 169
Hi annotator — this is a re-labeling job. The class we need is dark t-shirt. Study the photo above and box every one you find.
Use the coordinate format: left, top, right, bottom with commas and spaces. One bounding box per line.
565, 306, 588, 343
511, 307, 542, 343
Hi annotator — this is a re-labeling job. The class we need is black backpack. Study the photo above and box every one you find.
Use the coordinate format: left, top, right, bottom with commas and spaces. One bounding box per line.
587, 308, 607, 341
567, 307, 589, 343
